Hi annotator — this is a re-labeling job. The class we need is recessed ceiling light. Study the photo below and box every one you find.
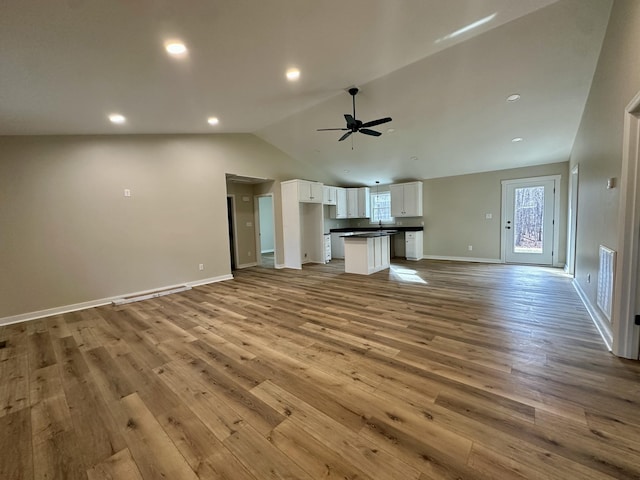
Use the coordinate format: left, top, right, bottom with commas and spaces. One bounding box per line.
286, 68, 300, 81
207, 117, 219, 126
410, 156, 418, 161
165, 42, 187, 56
512, 137, 524, 143
108, 114, 126, 124
506, 93, 521, 102
344, 169, 350, 173
387, 128, 395, 133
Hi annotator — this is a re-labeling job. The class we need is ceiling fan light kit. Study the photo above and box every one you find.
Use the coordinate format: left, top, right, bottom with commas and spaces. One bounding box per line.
317, 87, 392, 142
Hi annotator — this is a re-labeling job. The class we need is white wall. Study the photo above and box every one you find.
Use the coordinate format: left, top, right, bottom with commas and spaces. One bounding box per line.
570, 0, 640, 312
0, 134, 329, 321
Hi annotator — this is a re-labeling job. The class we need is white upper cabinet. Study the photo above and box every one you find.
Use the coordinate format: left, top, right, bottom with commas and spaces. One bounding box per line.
297, 180, 323, 203
330, 187, 347, 219
323, 185, 337, 205
347, 187, 370, 218
390, 181, 423, 217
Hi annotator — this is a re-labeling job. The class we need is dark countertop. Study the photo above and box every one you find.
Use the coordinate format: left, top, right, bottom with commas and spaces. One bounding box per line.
330, 226, 423, 233
341, 231, 399, 238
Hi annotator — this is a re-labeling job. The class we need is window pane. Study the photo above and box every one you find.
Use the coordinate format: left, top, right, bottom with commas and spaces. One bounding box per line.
513, 186, 544, 254
371, 192, 393, 223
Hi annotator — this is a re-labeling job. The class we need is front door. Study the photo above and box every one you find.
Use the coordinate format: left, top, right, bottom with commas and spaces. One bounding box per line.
502, 177, 557, 265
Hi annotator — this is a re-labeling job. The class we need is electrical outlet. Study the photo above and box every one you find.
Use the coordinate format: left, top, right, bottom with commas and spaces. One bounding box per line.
468, 245, 473, 251
247, 251, 251, 257
198, 264, 204, 271
124, 188, 131, 197
485, 213, 492, 219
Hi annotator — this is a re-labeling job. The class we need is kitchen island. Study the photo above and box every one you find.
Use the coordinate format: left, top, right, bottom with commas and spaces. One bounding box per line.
343, 231, 397, 275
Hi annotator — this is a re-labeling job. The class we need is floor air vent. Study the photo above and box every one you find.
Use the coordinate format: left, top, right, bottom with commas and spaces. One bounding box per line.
597, 245, 616, 321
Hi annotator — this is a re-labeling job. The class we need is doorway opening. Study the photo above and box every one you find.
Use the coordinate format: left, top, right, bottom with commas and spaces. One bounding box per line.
567, 165, 579, 276
226, 174, 276, 271
255, 194, 275, 268
501, 175, 560, 265
227, 195, 237, 271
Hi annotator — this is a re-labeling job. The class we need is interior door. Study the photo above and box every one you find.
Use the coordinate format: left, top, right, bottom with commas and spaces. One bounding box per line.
503, 179, 555, 265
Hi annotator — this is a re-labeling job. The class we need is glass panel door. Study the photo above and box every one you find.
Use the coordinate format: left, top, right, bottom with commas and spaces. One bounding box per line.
504, 179, 555, 265
513, 186, 544, 254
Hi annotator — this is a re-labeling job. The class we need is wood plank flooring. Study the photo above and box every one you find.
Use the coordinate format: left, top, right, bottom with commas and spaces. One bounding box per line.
2, 259, 640, 479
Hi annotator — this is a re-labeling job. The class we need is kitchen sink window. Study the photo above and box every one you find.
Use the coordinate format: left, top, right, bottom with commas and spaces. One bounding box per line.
370, 191, 394, 224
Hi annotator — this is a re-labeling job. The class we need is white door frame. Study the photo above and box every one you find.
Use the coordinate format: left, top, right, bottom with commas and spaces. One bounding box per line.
501, 175, 561, 266
566, 165, 579, 275
612, 90, 640, 359
227, 194, 240, 271
254, 193, 275, 267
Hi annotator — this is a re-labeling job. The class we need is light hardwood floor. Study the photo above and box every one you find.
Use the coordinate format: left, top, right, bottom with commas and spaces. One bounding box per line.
1, 259, 640, 479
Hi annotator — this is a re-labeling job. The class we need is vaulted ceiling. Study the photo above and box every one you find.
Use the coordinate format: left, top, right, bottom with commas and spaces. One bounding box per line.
0, 0, 612, 184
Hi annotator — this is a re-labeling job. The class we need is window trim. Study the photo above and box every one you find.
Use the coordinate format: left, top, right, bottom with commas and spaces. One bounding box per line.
369, 190, 395, 225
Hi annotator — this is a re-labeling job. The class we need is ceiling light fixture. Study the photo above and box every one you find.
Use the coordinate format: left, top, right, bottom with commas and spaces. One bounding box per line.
512, 137, 524, 143
436, 13, 497, 43
165, 42, 188, 56
410, 156, 418, 161
207, 117, 219, 126
387, 128, 395, 133
506, 94, 521, 102
108, 114, 126, 124
286, 68, 300, 81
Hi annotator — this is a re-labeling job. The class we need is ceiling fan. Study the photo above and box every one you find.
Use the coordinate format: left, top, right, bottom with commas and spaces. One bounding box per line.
317, 87, 392, 142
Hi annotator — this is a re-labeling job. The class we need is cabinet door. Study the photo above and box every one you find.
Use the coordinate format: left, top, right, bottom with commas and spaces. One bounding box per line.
405, 232, 416, 259
390, 184, 405, 217
297, 180, 311, 202
405, 231, 423, 260
357, 187, 371, 218
347, 188, 358, 218
323, 186, 332, 205
335, 187, 347, 218
309, 182, 323, 203
403, 182, 423, 217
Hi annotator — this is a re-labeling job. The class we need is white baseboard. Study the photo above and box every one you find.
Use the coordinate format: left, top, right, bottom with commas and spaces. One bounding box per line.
187, 274, 233, 287
0, 274, 233, 327
572, 279, 613, 351
236, 262, 258, 270
275, 263, 286, 269
422, 255, 503, 264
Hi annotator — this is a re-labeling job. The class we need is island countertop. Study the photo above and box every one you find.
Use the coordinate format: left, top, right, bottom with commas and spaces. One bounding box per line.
341, 231, 399, 238
330, 226, 423, 233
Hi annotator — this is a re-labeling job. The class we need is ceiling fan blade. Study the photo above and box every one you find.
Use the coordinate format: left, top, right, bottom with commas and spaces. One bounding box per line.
359, 128, 382, 137
344, 114, 356, 127
317, 128, 349, 131
361, 117, 392, 128
339, 131, 353, 142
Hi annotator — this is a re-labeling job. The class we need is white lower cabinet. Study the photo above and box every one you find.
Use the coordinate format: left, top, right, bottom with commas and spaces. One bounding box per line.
405, 231, 423, 261
324, 234, 332, 263
344, 235, 391, 275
